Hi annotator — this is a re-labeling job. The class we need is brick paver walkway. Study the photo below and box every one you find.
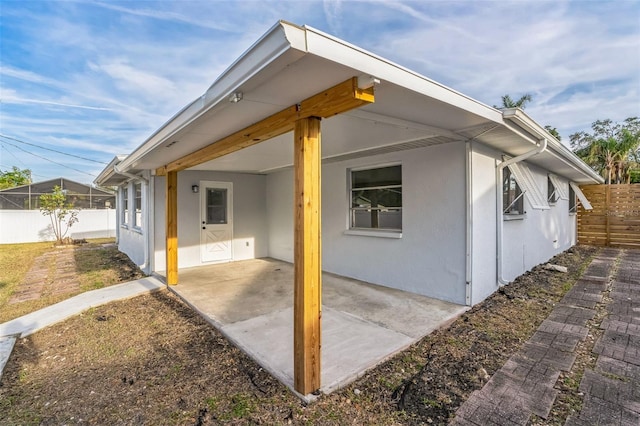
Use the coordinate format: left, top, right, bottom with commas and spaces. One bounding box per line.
452, 248, 640, 425
565, 249, 640, 425
8, 247, 80, 304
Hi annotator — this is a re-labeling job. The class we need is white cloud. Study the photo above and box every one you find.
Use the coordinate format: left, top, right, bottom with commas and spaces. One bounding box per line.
0, 0, 637, 179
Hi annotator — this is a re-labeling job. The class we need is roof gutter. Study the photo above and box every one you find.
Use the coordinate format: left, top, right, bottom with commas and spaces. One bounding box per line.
496, 137, 548, 286
502, 108, 603, 183
113, 163, 148, 183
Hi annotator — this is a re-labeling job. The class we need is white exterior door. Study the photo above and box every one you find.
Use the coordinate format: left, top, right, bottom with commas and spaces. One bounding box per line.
200, 181, 233, 263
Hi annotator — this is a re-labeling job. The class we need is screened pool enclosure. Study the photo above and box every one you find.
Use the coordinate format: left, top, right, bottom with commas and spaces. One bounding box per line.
0, 178, 115, 210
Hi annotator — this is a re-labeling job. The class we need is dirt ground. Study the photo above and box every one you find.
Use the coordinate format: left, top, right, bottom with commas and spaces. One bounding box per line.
0, 245, 597, 425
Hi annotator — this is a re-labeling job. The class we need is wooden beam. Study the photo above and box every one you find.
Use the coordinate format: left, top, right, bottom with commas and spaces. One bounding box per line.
156, 77, 374, 175
293, 116, 322, 395
166, 170, 178, 285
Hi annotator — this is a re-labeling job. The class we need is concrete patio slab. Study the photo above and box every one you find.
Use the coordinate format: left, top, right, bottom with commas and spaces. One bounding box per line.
169, 258, 467, 399
223, 306, 415, 395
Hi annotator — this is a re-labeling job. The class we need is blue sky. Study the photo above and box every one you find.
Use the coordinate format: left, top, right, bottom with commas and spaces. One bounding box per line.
1, 0, 639, 184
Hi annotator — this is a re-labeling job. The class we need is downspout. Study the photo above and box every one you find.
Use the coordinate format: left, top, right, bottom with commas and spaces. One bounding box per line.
496, 138, 547, 286
465, 140, 473, 306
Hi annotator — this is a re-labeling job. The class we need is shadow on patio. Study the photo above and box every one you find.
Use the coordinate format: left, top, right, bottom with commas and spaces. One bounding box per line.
162, 258, 467, 399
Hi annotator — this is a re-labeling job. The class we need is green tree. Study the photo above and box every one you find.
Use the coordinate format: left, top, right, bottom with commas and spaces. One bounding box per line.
544, 125, 561, 141
0, 166, 31, 189
495, 93, 533, 109
39, 185, 79, 244
570, 117, 640, 184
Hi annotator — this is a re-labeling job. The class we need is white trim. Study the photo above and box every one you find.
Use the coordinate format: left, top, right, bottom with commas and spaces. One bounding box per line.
506, 162, 550, 210
569, 182, 593, 210
343, 229, 402, 239
199, 181, 234, 263
548, 174, 568, 200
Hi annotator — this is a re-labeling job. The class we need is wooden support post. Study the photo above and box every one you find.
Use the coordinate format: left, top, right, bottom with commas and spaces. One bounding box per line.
293, 116, 322, 395
166, 170, 179, 285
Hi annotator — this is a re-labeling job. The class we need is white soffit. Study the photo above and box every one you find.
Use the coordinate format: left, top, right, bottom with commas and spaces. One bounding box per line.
548, 174, 569, 200
507, 162, 550, 210
569, 182, 593, 210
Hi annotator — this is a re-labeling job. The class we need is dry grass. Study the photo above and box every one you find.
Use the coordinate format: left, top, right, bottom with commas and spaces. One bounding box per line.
0, 238, 144, 323
0, 246, 599, 425
0, 242, 52, 310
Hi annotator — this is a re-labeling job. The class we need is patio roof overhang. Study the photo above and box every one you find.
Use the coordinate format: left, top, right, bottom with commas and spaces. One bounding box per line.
109, 21, 505, 179
100, 21, 600, 186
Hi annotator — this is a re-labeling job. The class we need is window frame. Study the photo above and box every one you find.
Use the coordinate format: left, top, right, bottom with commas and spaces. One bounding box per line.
121, 186, 129, 227
503, 167, 525, 218
569, 185, 577, 214
133, 182, 143, 230
347, 163, 403, 235
547, 176, 558, 205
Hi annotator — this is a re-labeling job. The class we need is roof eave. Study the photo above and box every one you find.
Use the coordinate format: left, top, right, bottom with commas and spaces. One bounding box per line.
94, 155, 128, 187
502, 108, 604, 184
116, 20, 307, 173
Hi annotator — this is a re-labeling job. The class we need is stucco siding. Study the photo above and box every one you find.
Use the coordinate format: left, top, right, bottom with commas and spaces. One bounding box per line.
153, 170, 268, 271
470, 142, 577, 300
266, 142, 468, 305
502, 161, 576, 281
470, 142, 498, 305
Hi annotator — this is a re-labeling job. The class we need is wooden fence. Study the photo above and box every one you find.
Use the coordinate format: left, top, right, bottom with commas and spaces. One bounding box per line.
577, 184, 640, 248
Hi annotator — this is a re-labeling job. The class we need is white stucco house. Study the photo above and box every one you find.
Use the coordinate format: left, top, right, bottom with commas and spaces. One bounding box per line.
95, 21, 602, 308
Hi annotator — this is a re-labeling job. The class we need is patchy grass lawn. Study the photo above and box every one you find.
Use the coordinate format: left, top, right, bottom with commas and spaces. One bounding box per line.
0, 239, 144, 323
0, 242, 53, 312
0, 245, 598, 425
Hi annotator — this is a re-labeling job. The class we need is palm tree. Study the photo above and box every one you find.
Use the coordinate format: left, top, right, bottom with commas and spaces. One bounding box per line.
496, 93, 533, 109
571, 118, 640, 184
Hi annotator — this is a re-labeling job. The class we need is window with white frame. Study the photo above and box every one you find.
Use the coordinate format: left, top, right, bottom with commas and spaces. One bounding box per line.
503, 167, 524, 215
350, 165, 402, 231
122, 186, 129, 226
548, 176, 558, 205
133, 182, 142, 228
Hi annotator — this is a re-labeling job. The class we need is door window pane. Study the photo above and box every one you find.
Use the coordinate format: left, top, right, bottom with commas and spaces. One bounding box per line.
206, 188, 227, 224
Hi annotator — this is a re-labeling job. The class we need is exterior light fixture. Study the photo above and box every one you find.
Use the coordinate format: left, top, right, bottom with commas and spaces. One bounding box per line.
357, 75, 380, 90
192, 185, 199, 193
229, 92, 243, 103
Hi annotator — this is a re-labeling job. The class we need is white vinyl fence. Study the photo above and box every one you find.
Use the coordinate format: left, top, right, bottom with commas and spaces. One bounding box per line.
0, 209, 116, 244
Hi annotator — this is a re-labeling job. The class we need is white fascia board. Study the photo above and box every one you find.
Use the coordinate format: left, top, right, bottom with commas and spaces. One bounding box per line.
507, 161, 550, 210
94, 155, 127, 186
569, 182, 593, 210
303, 25, 503, 124
117, 21, 306, 173
503, 108, 603, 184
548, 174, 569, 200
